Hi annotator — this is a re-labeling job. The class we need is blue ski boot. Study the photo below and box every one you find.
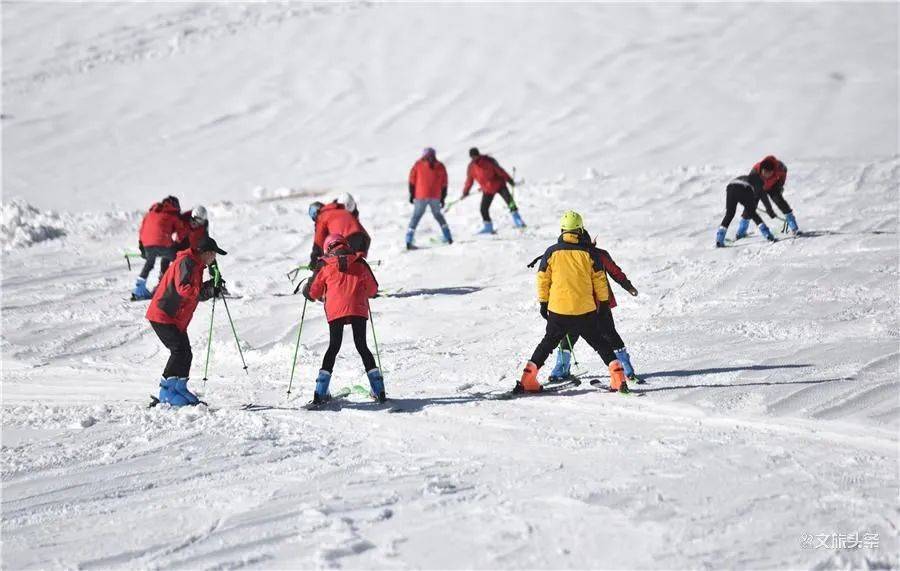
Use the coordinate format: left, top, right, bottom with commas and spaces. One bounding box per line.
405, 228, 416, 250
785, 212, 800, 235
758, 223, 778, 242
715, 226, 727, 248
173, 377, 200, 405
303, 370, 334, 409
734, 218, 750, 240
441, 224, 453, 244
366, 368, 386, 403
314, 370, 332, 400
158, 377, 190, 407
511, 211, 526, 228
477, 221, 495, 235
548, 349, 572, 382
132, 277, 152, 300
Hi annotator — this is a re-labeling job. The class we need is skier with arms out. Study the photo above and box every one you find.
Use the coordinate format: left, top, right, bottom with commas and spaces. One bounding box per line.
543, 230, 642, 383
302, 234, 385, 407
750, 155, 801, 236
461, 147, 525, 234
715, 167, 778, 247
406, 147, 453, 249
132, 195, 186, 300
515, 211, 629, 394
146, 235, 228, 407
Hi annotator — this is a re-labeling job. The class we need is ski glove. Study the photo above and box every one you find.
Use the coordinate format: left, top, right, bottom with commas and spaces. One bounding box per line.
199, 279, 222, 301
138, 242, 146, 259
301, 281, 315, 302
539, 302, 549, 320
627, 287, 639, 297
508, 179, 516, 187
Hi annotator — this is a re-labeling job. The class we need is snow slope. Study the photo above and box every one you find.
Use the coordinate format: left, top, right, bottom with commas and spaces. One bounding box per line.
2, 2, 898, 570
3, 2, 897, 211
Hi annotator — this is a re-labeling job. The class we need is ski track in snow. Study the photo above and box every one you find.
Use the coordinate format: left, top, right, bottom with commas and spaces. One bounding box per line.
3, 2, 899, 569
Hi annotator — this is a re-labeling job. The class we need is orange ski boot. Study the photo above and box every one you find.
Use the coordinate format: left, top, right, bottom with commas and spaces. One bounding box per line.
608, 360, 630, 393
513, 361, 543, 394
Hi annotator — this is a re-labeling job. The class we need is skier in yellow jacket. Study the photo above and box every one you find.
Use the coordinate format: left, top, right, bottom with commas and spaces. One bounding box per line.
515, 211, 629, 394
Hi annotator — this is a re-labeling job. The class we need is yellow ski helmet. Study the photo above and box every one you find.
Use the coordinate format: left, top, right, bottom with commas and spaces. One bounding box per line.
560, 210, 584, 232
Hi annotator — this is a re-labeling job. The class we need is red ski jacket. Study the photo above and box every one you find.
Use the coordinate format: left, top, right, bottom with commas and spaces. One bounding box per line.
595, 248, 634, 309
314, 204, 369, 252
462, 155, 513, 196
139, 202, 185, 248
752, 156, 788, 192
308, 252, 379, 322
409, 158, 448, 201
146, 249, 208, 331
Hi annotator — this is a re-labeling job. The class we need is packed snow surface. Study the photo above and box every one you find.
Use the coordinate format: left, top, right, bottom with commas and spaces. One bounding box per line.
2, 2, 898, 570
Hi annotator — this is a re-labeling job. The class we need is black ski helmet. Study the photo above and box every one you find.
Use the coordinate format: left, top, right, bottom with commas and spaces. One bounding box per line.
469, 147, 480, 158
162, 195, 180, 210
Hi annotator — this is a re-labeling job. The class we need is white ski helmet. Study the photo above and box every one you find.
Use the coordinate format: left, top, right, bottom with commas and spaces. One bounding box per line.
336, 192, 357, 213
191, 205, 208, 223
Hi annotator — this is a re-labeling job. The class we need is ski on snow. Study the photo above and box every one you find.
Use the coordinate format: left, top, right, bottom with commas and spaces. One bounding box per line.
588, 379, 647, 397
483, 377, 582, 400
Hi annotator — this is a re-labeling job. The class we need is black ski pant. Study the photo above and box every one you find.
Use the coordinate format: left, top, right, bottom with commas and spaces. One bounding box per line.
720, 185, 763, 229
151, 321, 192, 378
321, 317, 377, 373
480, 185, 517, 222
530, 311, 616, 369
761, 187, 793, 216
558, 304, 625, 352
140, 246, 177, 281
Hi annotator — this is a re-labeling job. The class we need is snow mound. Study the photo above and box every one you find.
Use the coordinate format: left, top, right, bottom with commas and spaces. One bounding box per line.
1, 199, 67, 250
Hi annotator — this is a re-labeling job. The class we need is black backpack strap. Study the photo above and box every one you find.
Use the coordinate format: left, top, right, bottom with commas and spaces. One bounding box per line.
526, 254, 543, 269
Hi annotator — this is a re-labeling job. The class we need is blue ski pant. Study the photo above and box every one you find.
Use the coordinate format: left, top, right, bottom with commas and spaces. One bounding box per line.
408, 199, 448, 230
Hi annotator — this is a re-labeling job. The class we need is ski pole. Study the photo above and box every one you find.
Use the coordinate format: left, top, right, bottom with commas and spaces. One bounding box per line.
443, 195, 467, 213
286, 279, 310, 398
566, 334, 581, 370
214, 265, 248, 374
367, 300, 383, 372
202, 292, 217, 383
123, 251, 142, 271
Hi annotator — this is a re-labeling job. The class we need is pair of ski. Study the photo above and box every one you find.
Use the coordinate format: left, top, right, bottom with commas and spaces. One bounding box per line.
242, 385, 407, 413
483, 375, 646, 400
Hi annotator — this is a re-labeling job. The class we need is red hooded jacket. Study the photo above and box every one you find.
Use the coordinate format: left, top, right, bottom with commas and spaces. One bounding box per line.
409, 158, 448, 200
139, 202, 185, 248
308, 251, 379, 322
146, 249, 208, 331
462, 155, 513, 196
314, 203, 368, 251
751, 156, 788, 192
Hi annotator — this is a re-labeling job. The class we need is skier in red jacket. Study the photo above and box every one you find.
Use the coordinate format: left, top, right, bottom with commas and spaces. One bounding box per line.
308, 201, 371, 268
461, 147, 525, 234
302, 233, 384, 407
176, 205, 209, 252
146, 235, 227, 407
133, 196, 186, 300
747, 155, 801, 236
406, 147, 453, 249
